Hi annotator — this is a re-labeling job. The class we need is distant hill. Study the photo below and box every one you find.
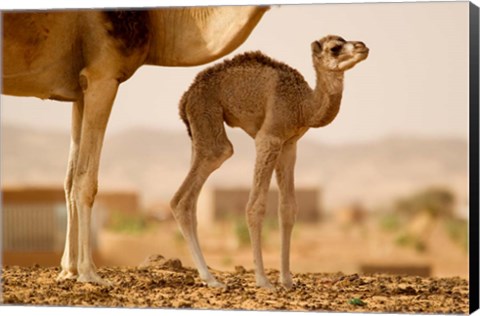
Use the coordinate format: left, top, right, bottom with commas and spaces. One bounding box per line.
1, 125, 468, 215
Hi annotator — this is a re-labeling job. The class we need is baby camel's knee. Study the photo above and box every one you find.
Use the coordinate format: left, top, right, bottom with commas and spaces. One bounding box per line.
198, 140, 234, 170
279, 208, 297, 231
246, 198, 267, 229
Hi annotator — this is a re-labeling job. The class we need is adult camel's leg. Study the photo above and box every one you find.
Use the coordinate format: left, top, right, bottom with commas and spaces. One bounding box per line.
246, 133, 283, 289
57, 99, 84, 281
73, 69, 118, 285
274, 140, 298, 289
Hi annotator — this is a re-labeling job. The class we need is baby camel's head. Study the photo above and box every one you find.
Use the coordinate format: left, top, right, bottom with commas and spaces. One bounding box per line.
311, 35, 369, 72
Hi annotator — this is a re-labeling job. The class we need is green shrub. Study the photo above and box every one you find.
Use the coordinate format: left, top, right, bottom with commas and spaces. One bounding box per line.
444, 218, 468, 252
379, 213, 402, 232
107, 211, 153, 235
234, 220, 251, 247
395, 233, 426, 253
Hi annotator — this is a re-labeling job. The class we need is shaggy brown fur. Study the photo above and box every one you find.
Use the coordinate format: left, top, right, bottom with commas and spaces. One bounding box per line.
179, 51, 306, 138
194, 51, 305, 85
171, 35, 369, 289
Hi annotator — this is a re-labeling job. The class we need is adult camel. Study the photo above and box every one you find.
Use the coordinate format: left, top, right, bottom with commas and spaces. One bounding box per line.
2, 6, 269, 285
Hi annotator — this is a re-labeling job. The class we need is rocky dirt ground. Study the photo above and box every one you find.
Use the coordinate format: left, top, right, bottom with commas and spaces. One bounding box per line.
1, 255, 469, 314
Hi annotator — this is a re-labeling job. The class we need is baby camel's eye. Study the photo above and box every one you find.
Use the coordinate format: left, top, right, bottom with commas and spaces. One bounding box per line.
330, 45, 343, 54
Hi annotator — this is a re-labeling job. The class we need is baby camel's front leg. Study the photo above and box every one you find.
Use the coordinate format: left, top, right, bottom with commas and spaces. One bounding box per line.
246, 134, 283, 289
275, 140, 298, 289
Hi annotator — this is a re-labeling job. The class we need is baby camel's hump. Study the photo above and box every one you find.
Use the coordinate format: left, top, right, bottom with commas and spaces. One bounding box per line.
187, 52, 298, 133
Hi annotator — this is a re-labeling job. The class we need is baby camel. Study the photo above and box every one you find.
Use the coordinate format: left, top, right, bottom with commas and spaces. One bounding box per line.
171, 35, 369, 289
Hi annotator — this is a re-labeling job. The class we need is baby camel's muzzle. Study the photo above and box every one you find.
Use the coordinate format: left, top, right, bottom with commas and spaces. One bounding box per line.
353, 41, 369, 54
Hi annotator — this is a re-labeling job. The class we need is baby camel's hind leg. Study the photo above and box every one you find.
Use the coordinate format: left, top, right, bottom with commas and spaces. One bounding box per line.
171, 110, 233, 287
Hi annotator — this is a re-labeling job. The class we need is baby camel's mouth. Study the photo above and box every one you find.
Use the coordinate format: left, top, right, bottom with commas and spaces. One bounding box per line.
356, 46, 369, 54
352, 41, 369, 55
355, 48, 370, 58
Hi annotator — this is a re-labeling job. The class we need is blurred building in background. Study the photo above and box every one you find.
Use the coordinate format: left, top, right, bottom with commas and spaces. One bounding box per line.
197, 187, 322, 226
2, 186, 68, 266
1, 186, 139, 266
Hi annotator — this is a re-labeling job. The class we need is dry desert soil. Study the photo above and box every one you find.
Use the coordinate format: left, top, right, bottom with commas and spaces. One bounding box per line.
1, 255, 469, 314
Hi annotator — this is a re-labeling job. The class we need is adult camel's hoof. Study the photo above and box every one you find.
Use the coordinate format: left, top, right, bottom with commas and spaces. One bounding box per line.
56, 269, 77, 281
77, 271, 113, 287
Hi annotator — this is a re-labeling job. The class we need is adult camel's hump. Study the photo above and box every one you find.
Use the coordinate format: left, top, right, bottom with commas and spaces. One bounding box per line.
145, 6, 270, 66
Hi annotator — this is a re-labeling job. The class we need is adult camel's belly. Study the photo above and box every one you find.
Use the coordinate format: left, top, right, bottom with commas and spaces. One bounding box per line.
2, 12, 83, 101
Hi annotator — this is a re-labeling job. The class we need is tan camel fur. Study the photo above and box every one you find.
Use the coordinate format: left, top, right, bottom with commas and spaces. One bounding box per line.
172, 35, 369, 288
2, 6, 269, 285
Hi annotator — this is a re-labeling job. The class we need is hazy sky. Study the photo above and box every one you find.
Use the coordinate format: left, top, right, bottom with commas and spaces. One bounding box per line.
1, 2, 470, 144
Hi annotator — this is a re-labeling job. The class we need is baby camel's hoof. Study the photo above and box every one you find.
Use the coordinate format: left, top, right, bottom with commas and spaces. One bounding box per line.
256, 279, 275, 290
281, 281, 293, 290
206, 279, 226, 288
281, 277, 294, 290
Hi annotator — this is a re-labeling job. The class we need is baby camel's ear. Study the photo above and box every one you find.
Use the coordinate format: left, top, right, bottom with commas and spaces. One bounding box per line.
311, 41, 322, 54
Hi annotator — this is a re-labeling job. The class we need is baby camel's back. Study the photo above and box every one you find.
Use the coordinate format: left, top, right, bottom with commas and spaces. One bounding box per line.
181, 51, 309, 133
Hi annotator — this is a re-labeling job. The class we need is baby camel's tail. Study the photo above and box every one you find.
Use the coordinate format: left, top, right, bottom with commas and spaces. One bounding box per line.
179, 93, 192, 138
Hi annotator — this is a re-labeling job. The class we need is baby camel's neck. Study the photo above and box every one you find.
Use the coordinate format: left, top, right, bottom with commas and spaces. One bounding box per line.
304, 70, 345, 128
